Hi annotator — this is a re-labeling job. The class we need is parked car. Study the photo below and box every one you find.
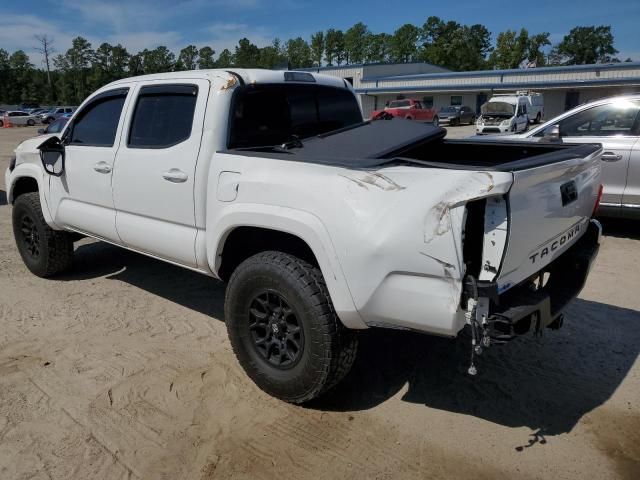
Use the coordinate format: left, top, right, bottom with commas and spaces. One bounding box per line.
476, 95, 530, 134
37, 116, 69, 135
481, 95, 640, 218
6, 69, 603, 403
39, 106, 76, 124
0, 111, 40, 127
438, 105, 476, 126
371, 99, 439, 125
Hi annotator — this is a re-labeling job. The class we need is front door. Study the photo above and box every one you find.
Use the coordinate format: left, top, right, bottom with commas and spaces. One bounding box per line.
556, 100, 640, 205
112, 80, 210, 268
48, 87, 131, 242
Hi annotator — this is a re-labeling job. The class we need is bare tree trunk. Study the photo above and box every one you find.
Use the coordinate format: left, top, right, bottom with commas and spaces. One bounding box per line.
34, 35, 55, 102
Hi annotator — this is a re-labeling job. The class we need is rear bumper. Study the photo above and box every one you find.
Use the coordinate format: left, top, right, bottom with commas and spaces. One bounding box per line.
475, 219, 601, 337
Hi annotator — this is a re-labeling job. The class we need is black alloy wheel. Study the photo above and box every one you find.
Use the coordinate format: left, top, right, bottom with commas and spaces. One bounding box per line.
19, 213, 41, 258
248, 290, 304, 368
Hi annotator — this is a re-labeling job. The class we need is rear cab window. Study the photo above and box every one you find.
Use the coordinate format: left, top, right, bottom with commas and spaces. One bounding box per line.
228, 84, 362, 149
128, 84, 198, 148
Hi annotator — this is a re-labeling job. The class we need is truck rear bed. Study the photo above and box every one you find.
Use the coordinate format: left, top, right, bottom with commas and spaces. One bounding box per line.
228, 118, 602, 297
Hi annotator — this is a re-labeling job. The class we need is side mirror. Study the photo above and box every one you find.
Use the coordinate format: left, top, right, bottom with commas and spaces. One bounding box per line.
38, 136, 65, 176
540, 124, 561, 142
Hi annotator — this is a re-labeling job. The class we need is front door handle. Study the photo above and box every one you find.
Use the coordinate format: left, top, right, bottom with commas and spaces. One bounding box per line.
93, 161, 112, 174
162, 168, 188, 183
601, 152, 622, 162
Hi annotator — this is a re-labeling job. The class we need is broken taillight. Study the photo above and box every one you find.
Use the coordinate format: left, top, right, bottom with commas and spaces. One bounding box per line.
592, 184, 604, 217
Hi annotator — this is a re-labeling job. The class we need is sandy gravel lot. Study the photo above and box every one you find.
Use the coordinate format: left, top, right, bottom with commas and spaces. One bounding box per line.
0, 126, 638, 479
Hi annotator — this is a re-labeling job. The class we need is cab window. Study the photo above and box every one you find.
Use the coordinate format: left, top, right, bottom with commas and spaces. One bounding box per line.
68, 89, 128, 147
127, 84, 198, 149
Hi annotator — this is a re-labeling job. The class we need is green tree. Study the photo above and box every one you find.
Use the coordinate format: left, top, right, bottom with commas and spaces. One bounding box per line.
344, 22, 369, 64
324, 28, 345, 66
198, 46, 216, 69
488, 29, 530, 69
8, 50, 35, 103
176, 45, 199, 70
390, 24, 420, 62
556, 25, 618, 64
286, 37, 312, 68
65, 36, 94, 103
216, 48, 233, 68
234, 38, 260, 67
257, 39, 286, 69
128, 53, 144, 76
527, 32, 551, 66
141, 46, 175, 73
0, 49, 10, 103
310, 31, 324, 67
420, 17, 491, 70
365, 33, 392, 63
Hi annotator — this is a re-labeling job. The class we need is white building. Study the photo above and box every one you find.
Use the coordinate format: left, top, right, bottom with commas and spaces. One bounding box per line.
302, 61, 640, 121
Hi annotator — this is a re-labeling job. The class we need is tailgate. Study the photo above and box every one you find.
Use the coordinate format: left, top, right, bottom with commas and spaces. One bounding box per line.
496, 145, 602, 292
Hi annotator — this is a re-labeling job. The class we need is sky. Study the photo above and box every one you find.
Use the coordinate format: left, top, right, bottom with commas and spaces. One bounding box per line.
1, 0, 638, 66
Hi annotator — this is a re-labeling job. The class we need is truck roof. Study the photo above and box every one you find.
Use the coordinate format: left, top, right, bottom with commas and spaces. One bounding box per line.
105, 69, 347, 90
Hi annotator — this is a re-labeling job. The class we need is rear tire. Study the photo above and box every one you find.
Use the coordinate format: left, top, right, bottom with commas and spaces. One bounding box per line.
0, 120, 3, 127
27, 119, 35, 126
432, 116, 439, 127
225, 251, 358, 403
535, 113, 541, 124
12, 192, 74, 277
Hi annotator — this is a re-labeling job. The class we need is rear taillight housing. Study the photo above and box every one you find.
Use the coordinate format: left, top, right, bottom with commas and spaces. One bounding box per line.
592, 184, 604, 217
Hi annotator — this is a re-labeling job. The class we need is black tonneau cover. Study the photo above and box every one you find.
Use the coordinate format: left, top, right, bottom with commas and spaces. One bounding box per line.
224, 118, 600, 171
300, 119, 446, 159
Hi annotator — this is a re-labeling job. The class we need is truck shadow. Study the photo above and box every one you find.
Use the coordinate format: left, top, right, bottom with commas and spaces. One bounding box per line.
313, 298, 640, 437
58, 240, 639, 438
57, 240, 226, 320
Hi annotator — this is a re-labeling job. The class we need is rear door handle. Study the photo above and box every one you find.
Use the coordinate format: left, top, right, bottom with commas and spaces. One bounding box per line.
93, 161, 112, 174
601, 152, 622, 162
162, 168, 188, 183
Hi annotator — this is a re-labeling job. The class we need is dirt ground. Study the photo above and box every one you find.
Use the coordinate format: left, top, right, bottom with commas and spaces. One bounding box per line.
0, 126, 639, 480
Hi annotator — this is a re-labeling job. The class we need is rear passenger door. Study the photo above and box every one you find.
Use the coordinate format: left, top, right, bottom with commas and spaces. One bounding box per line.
556, 100, 640, 206
112, 80, 209, 268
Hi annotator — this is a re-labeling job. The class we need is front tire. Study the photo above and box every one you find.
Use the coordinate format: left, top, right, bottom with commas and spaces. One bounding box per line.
432, 116, 439, 127
225, 251, 358, 403
27, 119, 35, 126
12, 192, 74, 277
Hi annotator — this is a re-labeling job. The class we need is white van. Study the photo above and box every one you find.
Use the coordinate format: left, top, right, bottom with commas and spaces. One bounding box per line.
476, 95, 531, 135
524, 91, 545, 123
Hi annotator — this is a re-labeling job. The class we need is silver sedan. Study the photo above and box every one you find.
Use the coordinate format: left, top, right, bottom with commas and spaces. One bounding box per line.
481, 95, 640, 219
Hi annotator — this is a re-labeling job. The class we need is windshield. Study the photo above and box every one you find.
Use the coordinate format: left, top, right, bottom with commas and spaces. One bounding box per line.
440, 106, 460, 113
481, 102, 515, 116
228, 84, 363, 149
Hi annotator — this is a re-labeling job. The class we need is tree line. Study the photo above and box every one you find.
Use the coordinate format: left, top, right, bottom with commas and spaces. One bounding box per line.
0, 17, 627, 106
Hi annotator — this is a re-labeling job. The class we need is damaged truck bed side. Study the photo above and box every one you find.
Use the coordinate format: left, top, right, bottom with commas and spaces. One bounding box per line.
6, 69, 603, 402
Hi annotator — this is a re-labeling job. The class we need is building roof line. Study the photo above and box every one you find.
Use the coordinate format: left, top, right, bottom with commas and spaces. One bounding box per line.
355, 76, 640, 94
298, 61, 450, 72
359, 61, 640, 82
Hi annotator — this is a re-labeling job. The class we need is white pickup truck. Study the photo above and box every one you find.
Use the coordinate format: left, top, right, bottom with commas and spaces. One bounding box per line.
6, 69, 603, 403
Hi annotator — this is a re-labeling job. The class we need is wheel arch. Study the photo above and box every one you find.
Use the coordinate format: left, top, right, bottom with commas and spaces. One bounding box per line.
207, 206, 366, 329
7, 166, 56, 226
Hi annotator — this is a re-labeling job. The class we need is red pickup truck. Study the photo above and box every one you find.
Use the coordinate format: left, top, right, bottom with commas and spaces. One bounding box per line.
371, 99, 439, 125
